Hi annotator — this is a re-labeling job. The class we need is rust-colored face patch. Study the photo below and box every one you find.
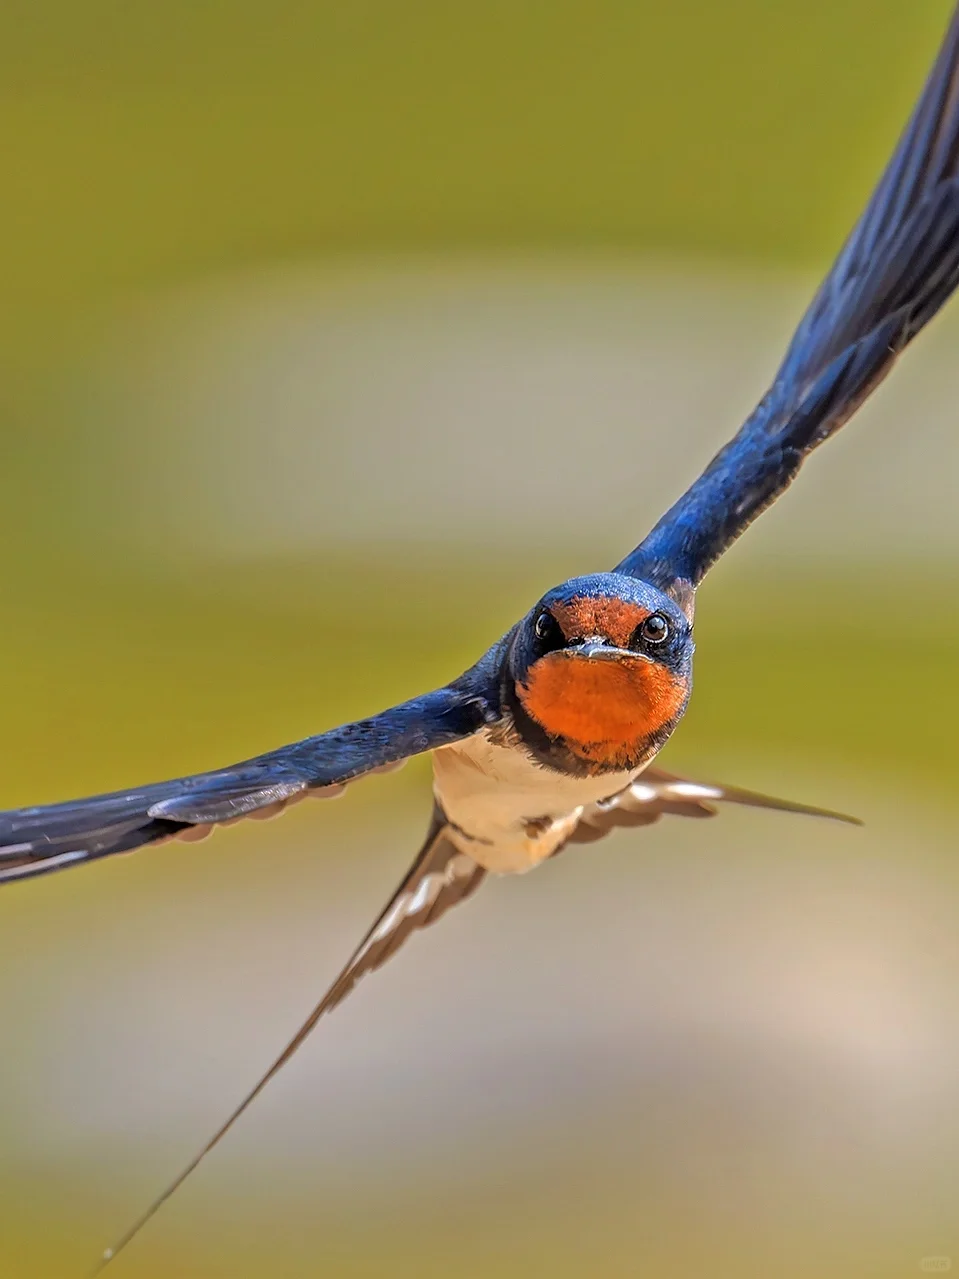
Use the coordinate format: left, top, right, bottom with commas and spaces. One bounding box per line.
518, 650, 688, 769
550, 597, 652, 648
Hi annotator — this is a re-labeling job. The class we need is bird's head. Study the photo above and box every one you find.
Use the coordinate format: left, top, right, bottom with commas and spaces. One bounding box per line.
506, 573, 694, 773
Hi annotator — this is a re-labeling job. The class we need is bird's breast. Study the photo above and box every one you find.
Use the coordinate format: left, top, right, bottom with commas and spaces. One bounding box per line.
431, 730, 636, 874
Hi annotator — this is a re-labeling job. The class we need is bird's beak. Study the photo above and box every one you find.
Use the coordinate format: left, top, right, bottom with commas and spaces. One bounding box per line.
564, 636, 651, 662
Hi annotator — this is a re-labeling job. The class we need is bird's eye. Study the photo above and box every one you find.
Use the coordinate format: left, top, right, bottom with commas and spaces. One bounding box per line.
533, 610, 563, 649
636, 614, 669, 645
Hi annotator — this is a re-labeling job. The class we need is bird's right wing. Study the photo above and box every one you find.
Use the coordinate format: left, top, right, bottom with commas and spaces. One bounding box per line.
91, 807, 486, 1273
0, 681, 498, 884
619, 4, 959, 592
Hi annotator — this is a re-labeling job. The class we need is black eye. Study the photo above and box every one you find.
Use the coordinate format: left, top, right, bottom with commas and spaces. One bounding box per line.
636, 614, 669, 645
533, 610, 563, 650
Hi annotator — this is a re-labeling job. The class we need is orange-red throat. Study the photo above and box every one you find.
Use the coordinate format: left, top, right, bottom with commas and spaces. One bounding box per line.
518, 648, 687, 768
514, 591, 689, 769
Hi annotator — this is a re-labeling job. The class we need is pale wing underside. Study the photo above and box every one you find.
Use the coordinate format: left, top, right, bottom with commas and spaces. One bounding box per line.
568, 765, 860, 844
93, 764, 855, 1271
93, 812, 485, 1272
318, 815, 486, 1015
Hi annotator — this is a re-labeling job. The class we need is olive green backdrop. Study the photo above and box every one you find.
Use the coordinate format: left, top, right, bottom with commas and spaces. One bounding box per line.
1, 4, 957, 1278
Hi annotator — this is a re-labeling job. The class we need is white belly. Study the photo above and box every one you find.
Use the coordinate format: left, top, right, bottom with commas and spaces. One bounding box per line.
431, 730, 636, 874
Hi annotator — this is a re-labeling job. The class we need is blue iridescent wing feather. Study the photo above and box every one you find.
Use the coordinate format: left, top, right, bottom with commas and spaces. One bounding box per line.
0, 680, 496, 883
618, 6, 959, 590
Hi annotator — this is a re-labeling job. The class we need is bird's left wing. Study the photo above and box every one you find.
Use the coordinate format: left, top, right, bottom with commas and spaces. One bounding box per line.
91, 807, 486, 1273
566, 765, 860, 844
0, 682, 497, 884
618, 4, 959, 593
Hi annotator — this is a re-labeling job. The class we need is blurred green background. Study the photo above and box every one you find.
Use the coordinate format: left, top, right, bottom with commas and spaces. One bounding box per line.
2, 2, 959, 1277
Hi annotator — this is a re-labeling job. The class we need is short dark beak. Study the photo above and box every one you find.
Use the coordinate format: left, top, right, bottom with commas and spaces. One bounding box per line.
565, 636, 650, 662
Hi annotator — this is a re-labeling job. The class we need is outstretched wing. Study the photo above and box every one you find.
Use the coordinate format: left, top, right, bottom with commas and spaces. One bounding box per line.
91, 808, 485, 1273
566, 766, 860, 844
619, 5, 959, 591
0, 683, 496, 885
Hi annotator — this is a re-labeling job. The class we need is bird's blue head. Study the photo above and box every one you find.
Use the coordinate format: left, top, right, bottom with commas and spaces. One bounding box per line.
506, 573, 694, 773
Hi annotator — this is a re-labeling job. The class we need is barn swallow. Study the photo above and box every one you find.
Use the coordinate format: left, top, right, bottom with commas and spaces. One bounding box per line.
5, 6, 959, 1272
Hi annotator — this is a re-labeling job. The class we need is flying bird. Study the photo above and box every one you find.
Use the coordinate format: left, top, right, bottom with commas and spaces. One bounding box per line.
7, 5, 959, 1272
